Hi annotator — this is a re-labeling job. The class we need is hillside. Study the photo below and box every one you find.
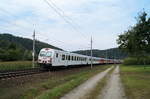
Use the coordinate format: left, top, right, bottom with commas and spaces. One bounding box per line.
0, 33, 127, 61
0, 33, 62, 61
72, 48, 127, 59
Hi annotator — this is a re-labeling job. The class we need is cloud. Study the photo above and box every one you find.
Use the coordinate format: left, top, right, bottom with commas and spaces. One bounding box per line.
0, 0, 150, 51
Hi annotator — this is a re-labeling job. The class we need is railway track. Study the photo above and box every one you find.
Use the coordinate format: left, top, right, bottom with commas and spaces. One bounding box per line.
0, 68, 44, 80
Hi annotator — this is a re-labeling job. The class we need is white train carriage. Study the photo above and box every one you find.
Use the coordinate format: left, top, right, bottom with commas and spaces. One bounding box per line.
38, 48, 117, 69
38, 48, 93, 67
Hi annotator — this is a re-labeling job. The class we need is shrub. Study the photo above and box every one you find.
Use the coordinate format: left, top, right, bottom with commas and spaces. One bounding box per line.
123, 56, 150, 65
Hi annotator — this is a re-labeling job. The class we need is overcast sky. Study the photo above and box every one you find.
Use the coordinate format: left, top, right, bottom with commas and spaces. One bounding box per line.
0, 0, 150, 51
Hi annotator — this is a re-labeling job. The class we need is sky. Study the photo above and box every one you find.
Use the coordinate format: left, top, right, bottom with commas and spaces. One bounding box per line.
0, 0, 150, 51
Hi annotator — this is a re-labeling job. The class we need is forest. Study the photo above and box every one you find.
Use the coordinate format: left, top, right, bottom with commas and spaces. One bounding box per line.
73, 48, 127, 59
0, 33, 62, 61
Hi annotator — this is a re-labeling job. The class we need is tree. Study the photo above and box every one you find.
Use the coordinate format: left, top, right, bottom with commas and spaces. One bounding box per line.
117, 11, 150, 57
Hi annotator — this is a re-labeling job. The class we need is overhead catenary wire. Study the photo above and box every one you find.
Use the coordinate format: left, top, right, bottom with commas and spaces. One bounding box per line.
36, 30, 90, 50
43, 0, 89, 41
47, 0, 87, 37
0, 1, 91, 51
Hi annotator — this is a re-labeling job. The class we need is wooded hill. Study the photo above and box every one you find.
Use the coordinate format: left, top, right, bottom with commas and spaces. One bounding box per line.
0, 33, 126, 61
73, 48, 127, 59
0, 33, 62, 61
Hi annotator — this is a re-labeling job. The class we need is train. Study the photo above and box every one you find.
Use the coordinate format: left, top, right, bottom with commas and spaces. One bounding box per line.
38, 48, 121, 69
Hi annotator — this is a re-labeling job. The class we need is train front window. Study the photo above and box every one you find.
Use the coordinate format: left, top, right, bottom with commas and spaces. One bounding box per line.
40, 51, 52, 57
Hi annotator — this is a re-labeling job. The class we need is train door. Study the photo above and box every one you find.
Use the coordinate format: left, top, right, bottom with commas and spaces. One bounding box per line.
53, 51, 61, 66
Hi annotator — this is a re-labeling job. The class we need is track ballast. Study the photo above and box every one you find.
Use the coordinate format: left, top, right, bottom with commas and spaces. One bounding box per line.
0, 68, 44, 80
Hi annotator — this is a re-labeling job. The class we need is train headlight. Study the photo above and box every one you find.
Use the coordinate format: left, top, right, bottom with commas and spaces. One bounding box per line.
47, 58, 52, 63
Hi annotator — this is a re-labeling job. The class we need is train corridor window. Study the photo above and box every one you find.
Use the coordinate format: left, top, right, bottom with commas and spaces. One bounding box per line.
62, 55, 65, 60
68, 55, 70, 60
66, 55, 68, 60
56, 53, 58, 58
75, 56, 77, 61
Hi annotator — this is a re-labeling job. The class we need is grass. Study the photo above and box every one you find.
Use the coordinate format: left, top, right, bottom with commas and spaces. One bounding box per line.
120, 65, 150, 99
0, 65, 111, 99
0, 61, 38, 71
23, 65, 111, 99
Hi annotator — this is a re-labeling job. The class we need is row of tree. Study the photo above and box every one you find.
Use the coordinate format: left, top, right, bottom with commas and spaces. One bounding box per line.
0, 41, 32, 61
117, 11, 150, 64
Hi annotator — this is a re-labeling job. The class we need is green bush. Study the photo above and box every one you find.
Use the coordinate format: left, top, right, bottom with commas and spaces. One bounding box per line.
123, 56, 150, 65
0, 61, 39, 71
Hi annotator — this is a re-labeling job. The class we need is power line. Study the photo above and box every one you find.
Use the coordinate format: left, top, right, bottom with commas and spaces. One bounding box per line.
36, 31, 89, 51
43, 0, 89, 41
48, 0, 86, 36
0, 2, 91, 51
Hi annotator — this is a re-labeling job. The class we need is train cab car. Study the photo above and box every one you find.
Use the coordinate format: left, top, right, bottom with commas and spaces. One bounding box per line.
38, 48, 54, 68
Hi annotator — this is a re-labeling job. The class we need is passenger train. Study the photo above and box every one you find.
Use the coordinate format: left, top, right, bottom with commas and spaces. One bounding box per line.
38, 48, 120, 69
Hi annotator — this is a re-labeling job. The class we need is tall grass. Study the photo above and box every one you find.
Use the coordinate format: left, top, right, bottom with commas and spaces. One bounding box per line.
0, 61, 38, 71
123, 56, 150, 65
120, 65, 150, 99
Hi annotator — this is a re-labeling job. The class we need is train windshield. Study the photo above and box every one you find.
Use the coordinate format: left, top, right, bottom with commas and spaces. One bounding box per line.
39, 51, 52, 57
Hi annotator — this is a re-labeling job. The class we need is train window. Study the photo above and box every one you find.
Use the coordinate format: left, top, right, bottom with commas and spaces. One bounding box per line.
56, 53, 58, 58
74, 56, 76, 61
68, 55, 70, 60
66, 55, 68, 60
62, 55, 65, 60
70, 56, 72, 60
72, 56, 73, 61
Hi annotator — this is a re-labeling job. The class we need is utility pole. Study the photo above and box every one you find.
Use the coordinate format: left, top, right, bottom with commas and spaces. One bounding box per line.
114, 49, 115, 66
106, 49, 108, 65
32, 29, 35, 68
90, 36, 93, 69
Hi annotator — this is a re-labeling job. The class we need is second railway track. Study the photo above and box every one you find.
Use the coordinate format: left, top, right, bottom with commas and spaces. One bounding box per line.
0, 68, 44, 80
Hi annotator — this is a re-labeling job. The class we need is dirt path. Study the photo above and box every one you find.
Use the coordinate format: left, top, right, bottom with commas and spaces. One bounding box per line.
97, 65, 126, 99
61, 66, 113, 99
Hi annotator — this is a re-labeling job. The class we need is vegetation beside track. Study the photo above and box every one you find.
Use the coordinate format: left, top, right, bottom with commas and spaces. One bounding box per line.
29, 66, 111, 99
24, 65, 111, 99
0, 65, 111, 99
120, 65, 150, 99
123, 57, 150, 65
0, 61, 38, 71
